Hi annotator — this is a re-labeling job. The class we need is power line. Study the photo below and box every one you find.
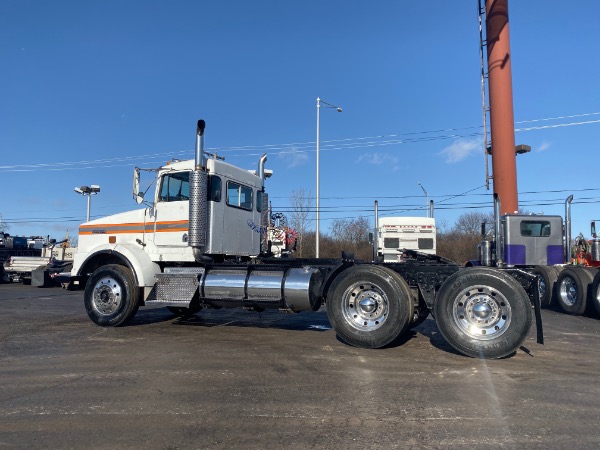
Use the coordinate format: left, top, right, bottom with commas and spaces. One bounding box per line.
1, 112, 599, 173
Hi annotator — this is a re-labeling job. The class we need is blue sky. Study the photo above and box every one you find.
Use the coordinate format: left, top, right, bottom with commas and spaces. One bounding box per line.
1, 1, 599, 242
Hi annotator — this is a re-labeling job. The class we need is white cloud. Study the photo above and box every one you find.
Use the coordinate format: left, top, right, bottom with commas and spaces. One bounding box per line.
277, 147, 309, 168
537, 141, 551, 152
355, 152, 400, 171
439, 138, 481, 163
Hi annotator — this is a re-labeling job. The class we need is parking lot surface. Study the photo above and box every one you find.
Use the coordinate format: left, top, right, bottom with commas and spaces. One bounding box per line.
1, 283, 599, 449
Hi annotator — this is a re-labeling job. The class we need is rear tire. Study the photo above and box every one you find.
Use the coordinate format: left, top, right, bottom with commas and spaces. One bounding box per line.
326, 265, 412, 349
589, 270, 600, 317
434, 267, 532, 359
532, 265, 558, 307
84, 264, 139, 326
556, 267, 593, 315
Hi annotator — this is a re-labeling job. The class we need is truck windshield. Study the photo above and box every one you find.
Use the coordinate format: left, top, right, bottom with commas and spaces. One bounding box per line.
159, 172, 190, 202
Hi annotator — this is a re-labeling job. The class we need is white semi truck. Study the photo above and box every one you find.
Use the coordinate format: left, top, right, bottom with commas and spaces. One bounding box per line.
69, 120, 543, 359
376, 217, 436, 262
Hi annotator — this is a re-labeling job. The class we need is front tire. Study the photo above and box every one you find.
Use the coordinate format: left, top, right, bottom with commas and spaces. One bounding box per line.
326, 265, 412, 349
434, 268, 532, 359
84, 264, 139, 326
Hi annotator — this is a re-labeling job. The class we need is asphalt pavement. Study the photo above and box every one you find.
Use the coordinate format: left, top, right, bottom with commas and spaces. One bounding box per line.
0, 283, 599, 449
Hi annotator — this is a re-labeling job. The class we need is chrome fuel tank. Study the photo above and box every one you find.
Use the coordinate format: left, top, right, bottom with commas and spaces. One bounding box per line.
201, 266, 322, 312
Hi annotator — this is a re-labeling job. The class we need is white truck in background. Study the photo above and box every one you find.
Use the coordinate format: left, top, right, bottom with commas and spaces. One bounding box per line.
376, 217, 436, 262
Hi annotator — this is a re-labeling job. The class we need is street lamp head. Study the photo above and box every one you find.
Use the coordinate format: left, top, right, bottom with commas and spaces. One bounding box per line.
74, 187, 83, 194
90, 185, 101, 193
336, 107, 342, 112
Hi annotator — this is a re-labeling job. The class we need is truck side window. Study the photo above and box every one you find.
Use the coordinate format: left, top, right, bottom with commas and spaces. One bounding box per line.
256, 191, 264, 212
208, 175, 222, 202
418, 238, 434, 250
159, 171, 190, 202
226, 181, 253, 211
384, 237, 400, 249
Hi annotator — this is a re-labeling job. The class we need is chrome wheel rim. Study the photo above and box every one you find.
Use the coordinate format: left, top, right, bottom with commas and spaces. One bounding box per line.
452, 285, 511, 340
342, 282, 389, 331
559, 276, 577, 306
92, 276, 123, 316
539, 278, 547, 298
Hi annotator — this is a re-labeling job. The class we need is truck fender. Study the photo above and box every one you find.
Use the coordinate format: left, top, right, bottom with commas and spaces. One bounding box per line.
73, 244, 160, 288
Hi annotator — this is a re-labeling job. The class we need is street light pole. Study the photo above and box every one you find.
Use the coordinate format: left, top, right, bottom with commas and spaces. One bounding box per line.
315, 97, 342, 258
417, 182, 429, 218
74, 185, 101, 222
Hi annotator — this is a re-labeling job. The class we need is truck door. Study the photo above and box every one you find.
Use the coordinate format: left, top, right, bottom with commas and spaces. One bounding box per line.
153, 171, 190, 248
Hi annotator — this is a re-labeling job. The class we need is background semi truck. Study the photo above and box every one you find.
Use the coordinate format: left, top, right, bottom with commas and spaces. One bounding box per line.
68, 120, 543, 359
376, 217, 436, 262
470, 195, 600, 318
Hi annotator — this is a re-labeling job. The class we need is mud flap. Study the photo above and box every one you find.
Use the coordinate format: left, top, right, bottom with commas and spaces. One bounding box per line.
532, 275, 544, 345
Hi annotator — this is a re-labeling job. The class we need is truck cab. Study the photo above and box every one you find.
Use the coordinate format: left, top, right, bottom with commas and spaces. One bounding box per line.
376, 217, 436, 262
73, 155, 268, 291
501, 215, 564, 266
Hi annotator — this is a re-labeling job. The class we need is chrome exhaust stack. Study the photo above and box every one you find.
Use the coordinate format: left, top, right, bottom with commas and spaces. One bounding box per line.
189, 120, 209, 260
494, 193, 503, 266
258, 153, 267, 186
373, 200, 379, 261
565, 195, 574, 263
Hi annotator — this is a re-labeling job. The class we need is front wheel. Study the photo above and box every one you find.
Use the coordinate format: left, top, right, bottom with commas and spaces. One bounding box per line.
434, 268, 532, 359
326, 265, 412, 349
84, 264, 139, 326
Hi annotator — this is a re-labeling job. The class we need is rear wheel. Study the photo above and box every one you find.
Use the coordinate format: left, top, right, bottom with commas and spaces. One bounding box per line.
84, 264, 139, 326
434, 268, 532, 359
326, 265, 412, 348
588, 270, 600, 317
556, 267, 594, 315
532, 265, 558, 307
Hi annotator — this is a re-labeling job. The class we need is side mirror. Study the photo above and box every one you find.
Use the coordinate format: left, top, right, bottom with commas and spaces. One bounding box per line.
368, 232, 374, 244
132, 168, 143, 204
592, 221, 597, 238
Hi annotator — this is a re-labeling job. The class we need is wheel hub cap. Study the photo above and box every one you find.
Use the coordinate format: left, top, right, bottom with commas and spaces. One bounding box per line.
92, 276, 122, 315
342, 283, 388, 331
453, 285, 511, 341
359, 297, 377, 313
559, 277, 577, 306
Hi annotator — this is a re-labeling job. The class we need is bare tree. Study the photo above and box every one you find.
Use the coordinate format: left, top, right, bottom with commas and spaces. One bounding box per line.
437, 210, 492, 263
328, 216, 372, 260
0, 213, 8, 234
289, 189, 312, 257
454, 211, 493, 236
